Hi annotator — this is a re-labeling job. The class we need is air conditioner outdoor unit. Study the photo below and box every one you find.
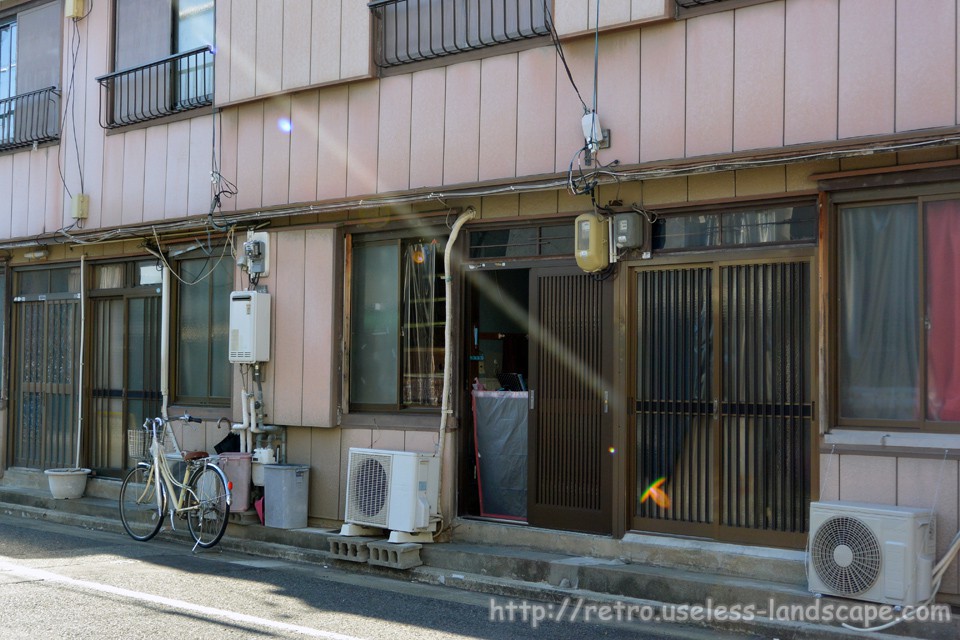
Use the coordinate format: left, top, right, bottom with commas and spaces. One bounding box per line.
808, 501, 936, 606
343, 448, 440, 542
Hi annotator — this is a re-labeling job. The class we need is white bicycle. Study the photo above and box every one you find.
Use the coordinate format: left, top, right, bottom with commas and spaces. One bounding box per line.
119, 415, 231, 549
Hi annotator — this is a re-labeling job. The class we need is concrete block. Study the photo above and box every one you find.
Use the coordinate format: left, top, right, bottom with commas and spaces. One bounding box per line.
367, 541, 423, 570
328, 536, 374, 563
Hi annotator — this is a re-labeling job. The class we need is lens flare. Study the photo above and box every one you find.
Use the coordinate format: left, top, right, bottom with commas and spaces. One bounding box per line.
277, 118, 293, 133
640, 477, 671, 509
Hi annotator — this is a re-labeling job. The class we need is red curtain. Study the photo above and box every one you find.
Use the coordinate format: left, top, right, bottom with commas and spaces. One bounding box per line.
925, 199, 960, 420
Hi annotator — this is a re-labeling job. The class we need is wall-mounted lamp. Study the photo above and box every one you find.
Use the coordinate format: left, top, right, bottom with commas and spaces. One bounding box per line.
24, 249, 49, 261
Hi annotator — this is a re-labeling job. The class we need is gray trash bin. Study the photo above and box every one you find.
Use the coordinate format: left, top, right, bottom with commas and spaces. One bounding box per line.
263, 464, 310, 529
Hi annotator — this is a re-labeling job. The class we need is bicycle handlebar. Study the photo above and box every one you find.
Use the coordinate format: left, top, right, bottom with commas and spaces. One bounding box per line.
182, 414, 203, 424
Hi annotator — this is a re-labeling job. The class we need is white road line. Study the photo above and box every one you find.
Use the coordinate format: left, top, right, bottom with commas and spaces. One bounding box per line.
0, 558, 366, 640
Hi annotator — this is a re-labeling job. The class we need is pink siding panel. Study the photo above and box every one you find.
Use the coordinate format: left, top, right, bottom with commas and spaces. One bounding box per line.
121, 129, 147, 226
640, 20, 686, 162
554, 38, 594, 174
256, 2, 284, 96
346, 82, 380, 197
443, 61, 482, 186
44, 150, 63, 232
896, 0, 956, 132
301, 229, 337, 427
409, 68, 446, 189
686, 12, 734, 157
0, 157, 11, 238
838, 0, 895, 139
81, 6, 109, 229
517, 47, 557, 176
262, 97, 293, 207
143, 127, 168, 222
378, 75, 413, 193
10, 155, 29, 238
27, 150, 46, 235
217, 109, 239, 213
188, 117, 214, 216
312, 0, 342, 84
785, 0, 839, 145
479, 54, 519, 182
273, 231, 307, 425
214, 0, 231, 105
597, 30, 640, 166
734, 2, 784, 152
340, 0, 371, 78
230, 0, 257, 102
283, 0, 313, 90
100, 135, 125, 228
289, 91, 321, 204
236, 103, 265, 210
165, 121, 191, 218
317, 86, 349, 200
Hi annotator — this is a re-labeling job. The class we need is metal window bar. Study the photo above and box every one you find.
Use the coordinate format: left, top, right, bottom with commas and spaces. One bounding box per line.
0, 86, 60, 151
370, 0, 549, 68
96, 46, 213, 129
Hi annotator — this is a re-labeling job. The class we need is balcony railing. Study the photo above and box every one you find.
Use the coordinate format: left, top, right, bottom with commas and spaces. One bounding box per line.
96, 46, 213, 129
370, 0, 550, 68
0, 86, 60, 152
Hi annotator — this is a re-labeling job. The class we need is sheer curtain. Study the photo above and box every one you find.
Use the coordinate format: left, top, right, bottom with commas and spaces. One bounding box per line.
839, 204, 919, 420
925, 199, 960, 420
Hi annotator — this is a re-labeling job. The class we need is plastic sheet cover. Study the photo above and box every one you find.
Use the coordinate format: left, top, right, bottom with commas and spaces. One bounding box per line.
472, 390, 528, 520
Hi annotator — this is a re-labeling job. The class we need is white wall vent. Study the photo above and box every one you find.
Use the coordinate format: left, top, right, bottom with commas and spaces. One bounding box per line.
808, 501, 936, 606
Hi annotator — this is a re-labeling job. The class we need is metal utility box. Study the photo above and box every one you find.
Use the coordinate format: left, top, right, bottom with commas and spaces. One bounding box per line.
575, 212, 609, 273
229, 291, 271, 363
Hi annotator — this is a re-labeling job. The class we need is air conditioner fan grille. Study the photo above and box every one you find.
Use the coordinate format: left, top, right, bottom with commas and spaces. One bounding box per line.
346, 453, 392, 527
811, 515, 882, 595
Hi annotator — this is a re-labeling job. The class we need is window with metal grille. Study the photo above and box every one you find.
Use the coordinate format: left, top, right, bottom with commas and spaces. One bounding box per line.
98, 0, 213, 128
370, 0, 550, 69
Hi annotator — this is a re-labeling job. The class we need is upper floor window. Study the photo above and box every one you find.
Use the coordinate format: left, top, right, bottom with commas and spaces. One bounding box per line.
0, 1, 60, 151
370, 0, 550, 70
97, 0, 214, 128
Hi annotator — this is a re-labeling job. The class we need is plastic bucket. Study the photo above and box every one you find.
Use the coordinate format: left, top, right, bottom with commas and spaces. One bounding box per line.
217, 452, 252, 512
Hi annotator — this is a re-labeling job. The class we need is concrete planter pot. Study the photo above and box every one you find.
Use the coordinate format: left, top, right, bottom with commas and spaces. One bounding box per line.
44, 468, 91, 499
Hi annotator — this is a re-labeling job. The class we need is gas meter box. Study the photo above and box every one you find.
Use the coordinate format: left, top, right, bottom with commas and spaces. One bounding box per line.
575, 212, 609, 273
229, 291, 271, 363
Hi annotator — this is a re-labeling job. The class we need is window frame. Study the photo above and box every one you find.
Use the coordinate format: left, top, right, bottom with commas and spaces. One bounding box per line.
171, 247, 233, 408
829, 184, 960, 434
346, 227, 450, 414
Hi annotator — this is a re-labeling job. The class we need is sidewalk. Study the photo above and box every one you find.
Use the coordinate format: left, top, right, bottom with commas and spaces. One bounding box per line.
1, 468, 955, 640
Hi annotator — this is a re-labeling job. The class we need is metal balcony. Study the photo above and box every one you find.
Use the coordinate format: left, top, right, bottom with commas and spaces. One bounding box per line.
96, 46, 213, 129
0, 86, 60, 152
370, 0, 550, 69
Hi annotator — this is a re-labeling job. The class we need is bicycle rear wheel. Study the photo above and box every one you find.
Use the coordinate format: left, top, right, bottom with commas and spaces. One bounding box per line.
186, 464, 230, 548
119, 464, 165, 541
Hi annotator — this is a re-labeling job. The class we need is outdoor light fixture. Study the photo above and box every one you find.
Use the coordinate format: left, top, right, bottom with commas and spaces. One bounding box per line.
23, 249, 49, 261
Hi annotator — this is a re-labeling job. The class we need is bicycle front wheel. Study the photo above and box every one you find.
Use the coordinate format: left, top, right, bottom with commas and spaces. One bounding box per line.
186, 465, 230, 548
119, 464, 164, 541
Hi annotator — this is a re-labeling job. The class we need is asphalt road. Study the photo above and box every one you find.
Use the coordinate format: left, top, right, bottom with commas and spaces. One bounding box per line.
0, 514, 758, 640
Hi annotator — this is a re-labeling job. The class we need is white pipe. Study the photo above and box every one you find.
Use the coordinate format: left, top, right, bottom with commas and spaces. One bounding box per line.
160, 265, 171, 422
247, 393, 257, 451
74, 254, 86, 470
436, 208, 477, 516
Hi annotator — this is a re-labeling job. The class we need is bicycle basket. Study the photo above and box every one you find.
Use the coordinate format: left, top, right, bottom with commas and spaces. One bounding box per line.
127, 428, 167, 460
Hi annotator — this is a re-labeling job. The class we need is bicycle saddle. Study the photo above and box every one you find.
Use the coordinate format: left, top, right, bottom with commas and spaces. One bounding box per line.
182, 451, 208, 461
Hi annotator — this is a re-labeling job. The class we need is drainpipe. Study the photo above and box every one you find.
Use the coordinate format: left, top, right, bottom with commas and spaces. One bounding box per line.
74, 254, 86, 470
436, 207, 476, 525
160, 265, 170, 422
